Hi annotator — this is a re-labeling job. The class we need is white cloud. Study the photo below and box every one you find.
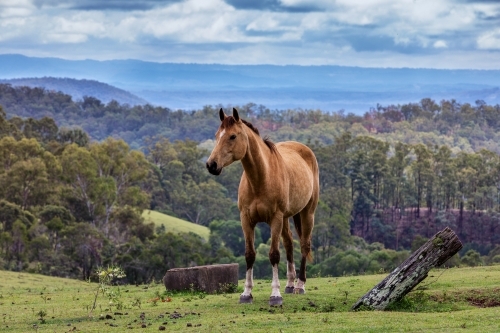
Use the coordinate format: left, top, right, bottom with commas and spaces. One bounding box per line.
113, 0, 244, 43
477, 29, 500, 50
433, 40, 447, 49
43, 33, 88, 43
0, 0, 35, 17
246, 14, 282, 32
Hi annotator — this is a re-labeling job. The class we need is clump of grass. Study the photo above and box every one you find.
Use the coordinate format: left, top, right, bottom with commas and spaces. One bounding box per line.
131, 297, 142, 309
36, 310, 47, 324
217, 283, 238, 294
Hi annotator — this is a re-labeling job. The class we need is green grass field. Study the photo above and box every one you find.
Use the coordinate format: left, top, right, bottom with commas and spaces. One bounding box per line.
1, 265, 500, 332
142, 209, 210, 241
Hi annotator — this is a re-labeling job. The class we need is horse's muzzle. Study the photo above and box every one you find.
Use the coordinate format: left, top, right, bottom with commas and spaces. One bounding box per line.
206, 160, 222, 175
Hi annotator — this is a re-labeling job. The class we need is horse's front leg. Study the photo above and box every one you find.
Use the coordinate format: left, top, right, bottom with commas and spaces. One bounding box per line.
269, 213, 284, 306
240, 214, 256, 304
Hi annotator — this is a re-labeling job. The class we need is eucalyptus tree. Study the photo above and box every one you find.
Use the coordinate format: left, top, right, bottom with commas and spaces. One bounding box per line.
409, 144, 434, 218
60, 139, 149, 235
0, 137, 60, 209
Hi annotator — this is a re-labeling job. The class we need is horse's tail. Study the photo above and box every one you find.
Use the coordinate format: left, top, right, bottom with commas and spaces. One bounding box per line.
293, 214, 314, 262
292, 213, 302, 238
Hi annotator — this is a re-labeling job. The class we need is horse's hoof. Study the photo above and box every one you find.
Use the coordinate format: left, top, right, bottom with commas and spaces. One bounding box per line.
269, 296, 283, 306
285, 286, 295, 294
239, 294, 253, 304
294, 288, 305, 294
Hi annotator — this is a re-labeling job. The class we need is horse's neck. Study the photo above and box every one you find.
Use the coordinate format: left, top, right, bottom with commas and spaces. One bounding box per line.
240, 129, 276, 187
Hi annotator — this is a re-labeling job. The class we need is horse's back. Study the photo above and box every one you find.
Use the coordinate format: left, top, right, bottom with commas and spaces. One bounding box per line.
276, 141, 318, 175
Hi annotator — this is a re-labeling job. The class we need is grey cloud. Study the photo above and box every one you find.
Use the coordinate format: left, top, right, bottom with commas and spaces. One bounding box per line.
476, 11, 500, 22
350, 34, 426, 54
34, 0, 183, 11
224, 0, 320, 12
245, 30, 288, 38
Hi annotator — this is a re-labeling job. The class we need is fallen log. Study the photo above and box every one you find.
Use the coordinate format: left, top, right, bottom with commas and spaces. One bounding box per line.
352, 227, 462, 311
163, 263, 238, 294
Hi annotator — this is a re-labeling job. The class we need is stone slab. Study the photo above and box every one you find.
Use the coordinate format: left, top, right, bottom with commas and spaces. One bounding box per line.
163, 263, 238, 294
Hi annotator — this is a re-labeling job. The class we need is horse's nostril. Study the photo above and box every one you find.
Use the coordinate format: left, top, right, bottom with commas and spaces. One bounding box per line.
207, 161, 217, 172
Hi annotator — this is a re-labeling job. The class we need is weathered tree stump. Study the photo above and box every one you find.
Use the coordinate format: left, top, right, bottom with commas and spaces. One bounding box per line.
163, 263, 238, 294
352, 227, 462, 310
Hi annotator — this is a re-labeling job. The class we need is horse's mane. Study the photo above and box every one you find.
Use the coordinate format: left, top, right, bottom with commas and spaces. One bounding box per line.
221, 116, 277, 152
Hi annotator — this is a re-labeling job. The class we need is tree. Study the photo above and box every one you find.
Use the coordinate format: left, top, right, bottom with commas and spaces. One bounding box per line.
0, 106, 21, 139
57, 127, 89, 147
61, 139, 149, 233
170, 178, 234, 225
0, 200, 35, 231
10, 220, 28, 271
22, 117, 59, 144
348, 136, 389, 237
312, 188, 352, 262
60, 222, 105, 280
0, 138, 60, 209
60, 144, 99, 222
3, 158, 49, 209
410, 144, 434, 218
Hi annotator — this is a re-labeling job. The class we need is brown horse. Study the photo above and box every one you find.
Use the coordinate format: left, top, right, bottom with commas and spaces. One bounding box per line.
206, 108, 319, 306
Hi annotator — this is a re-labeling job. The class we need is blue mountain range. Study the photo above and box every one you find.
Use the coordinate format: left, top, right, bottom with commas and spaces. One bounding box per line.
0, 54, 498, 113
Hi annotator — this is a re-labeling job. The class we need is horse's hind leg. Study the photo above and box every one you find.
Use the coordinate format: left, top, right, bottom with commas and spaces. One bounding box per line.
281, 217, 296, 294
294, 211, 314, 294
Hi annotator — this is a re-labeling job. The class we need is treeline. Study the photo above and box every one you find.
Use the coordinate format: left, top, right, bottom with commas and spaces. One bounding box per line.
2, 83, 500, 154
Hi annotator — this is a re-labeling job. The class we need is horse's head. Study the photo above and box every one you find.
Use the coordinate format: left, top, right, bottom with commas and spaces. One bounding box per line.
206, 108, 247, 175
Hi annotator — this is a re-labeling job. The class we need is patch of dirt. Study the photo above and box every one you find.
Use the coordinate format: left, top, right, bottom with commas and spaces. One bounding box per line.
465, 288, 500, 308
430, 288, 500, 308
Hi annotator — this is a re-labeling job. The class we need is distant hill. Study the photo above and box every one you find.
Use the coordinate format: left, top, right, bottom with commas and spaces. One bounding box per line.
0, 54, 499, 112
0, 77, 147, 106
142, 210, 210, 241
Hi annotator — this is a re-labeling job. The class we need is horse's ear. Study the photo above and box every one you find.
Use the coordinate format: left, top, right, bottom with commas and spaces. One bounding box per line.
219, 108, 227, 122
233, 108, 240, 122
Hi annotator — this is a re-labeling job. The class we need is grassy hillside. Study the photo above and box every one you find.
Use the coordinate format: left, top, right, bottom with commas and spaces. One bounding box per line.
1, 266, 499, 332
142, 209, 210, 241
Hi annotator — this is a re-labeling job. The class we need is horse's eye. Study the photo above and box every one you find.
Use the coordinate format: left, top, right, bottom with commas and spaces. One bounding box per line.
230, 134, 237, 140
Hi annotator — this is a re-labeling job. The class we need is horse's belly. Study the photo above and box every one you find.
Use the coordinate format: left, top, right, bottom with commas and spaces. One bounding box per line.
285, 166, 314, 217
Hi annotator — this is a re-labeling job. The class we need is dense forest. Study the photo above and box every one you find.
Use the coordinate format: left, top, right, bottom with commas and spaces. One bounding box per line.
2, 83, 500, 153
1, 84, 500, 283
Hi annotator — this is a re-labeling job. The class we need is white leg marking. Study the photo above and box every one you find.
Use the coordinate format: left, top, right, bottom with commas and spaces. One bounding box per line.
270, 264, 282, 297
286, 261, 296, 288
241, 268, 253, 297
295, 278, 306, 293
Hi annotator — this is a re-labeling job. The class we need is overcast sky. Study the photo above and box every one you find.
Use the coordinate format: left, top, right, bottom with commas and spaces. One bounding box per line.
1, 0, 500, 69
